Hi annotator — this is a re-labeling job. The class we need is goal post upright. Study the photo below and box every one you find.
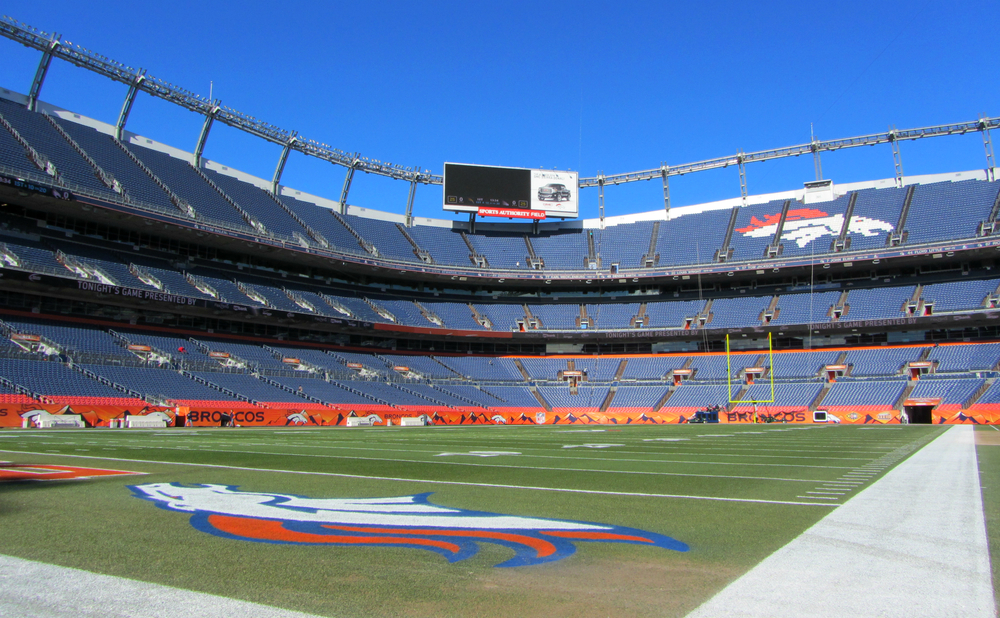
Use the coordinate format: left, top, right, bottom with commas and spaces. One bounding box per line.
727, 332, 776, 404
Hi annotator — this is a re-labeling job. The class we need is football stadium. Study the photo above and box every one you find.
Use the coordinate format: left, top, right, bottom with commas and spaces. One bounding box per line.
0, 8, 997, 618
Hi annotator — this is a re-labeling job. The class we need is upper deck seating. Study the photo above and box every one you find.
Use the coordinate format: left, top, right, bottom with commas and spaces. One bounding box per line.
54, 118, 177, 211
126, 144, 249, 229
903, 180, 1000, 245
0, 100, 116, 197
728, 199, 787, 262
529, 230, 589, 270
405, 224, 473, 267
654, 208, 733, 266
777, 195, 852, 258
204, 169, 309, 239
844, 186, 905, 251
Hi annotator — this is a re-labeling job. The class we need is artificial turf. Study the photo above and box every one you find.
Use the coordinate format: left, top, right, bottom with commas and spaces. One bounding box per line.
0, 424, 953, 617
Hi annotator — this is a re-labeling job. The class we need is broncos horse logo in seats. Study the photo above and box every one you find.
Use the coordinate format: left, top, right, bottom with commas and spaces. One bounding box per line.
131, 483, 687, 567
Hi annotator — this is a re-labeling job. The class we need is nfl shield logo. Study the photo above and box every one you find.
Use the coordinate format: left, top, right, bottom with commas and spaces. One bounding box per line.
535, 412, 546, 424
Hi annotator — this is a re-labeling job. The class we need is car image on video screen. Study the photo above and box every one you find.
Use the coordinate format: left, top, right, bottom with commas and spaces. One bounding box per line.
537, 183, 571, 202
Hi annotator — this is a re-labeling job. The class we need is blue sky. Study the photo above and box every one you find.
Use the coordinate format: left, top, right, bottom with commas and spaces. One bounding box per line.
0, 1, 996, 221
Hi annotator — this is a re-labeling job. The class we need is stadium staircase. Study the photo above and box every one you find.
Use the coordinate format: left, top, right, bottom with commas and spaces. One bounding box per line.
235, 281, 271, 308
766, 200, 792, 258
364, 298, 395, 323
185, 273, 222, 300
965, 378, 994, 409
599, 386, 617, 412
904, 285, 924, 316
586, 229, 600, 269
256, 373, 327, 406
317, 293, 354, 318
42, 111, 122, 195
576, 306, 594, 329
114, 139, 194, 217
267, 191, 329, 248
832, 192, 859, 251
726, 385, 750, 412
762, 296, 780, 324
529, 386, 552, 412
68, 362, 145, 401
129, 264, 163, 291
887, 185, 916, 246
0, 373, 46, 403
469, 304, 492, 329
613, 359, 629, 381
284, 290, 317, 314
714, 206, 740, 263
523, 236, 543, 270
331, 211, 377, 256
180, 369, 257, 406
631, 303, 647, 328
413, 301, 444, 327
0, 110, 59, 181
831, 291, 849, 320
642, 222, 660, 268
460, 231, 489, 268
652, 388, 674, 412
978, 189, 1000, 236
261, 345, 323, 376
395, 223, 433, 264
699, 299, 715, 328
809, 384, 831, 411
513, 359, 532, 382
190, 164, 265, 234
522, 305, 539, 330
894, 382, 916, 410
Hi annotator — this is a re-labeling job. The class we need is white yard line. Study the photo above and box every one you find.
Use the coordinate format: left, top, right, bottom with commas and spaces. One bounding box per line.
0, 554, 324, 618
686, 426, 995, 618
0, 449, 835, 507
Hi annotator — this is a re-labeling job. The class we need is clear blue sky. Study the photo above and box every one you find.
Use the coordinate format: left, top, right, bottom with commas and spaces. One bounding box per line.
0, 1, 996, 221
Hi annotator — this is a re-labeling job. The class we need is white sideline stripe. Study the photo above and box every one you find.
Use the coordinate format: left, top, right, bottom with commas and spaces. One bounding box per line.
685, 426, 995, 618
0, 446, 848, 482
0, 449, 835, 507
0, 554, 324, 618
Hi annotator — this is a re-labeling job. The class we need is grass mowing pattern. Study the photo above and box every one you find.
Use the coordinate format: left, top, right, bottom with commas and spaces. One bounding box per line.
0, 424, 947, 617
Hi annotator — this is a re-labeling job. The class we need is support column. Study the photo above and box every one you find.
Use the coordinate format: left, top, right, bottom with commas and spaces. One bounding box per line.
737, 153, 748, 205
661, 165, 670, 215
27, 33, 60, 112
811, 124, 823, 181
271, 135, 296, 195
339, 162, 357, 215
890, 127, 904, 187
405, 179, 417, 227
597, 174, 606, 229
116, 72, 145, 141
192, 102, 220, 168
981, 116, 996, 182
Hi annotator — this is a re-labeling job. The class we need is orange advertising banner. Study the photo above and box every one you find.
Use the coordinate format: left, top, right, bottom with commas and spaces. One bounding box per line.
1, 403, 997, 428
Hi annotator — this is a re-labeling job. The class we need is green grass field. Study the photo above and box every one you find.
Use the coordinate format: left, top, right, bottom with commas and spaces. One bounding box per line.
0, 423, 988, 617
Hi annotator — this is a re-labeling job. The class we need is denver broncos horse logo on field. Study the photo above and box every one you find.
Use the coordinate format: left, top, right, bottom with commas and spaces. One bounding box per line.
130, 483, 688, 567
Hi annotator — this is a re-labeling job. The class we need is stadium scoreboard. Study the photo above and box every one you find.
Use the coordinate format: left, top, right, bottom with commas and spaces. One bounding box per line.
443, 163, 578, 219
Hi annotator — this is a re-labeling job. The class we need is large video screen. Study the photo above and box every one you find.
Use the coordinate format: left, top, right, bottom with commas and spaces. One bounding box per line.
443, 163, 578, 219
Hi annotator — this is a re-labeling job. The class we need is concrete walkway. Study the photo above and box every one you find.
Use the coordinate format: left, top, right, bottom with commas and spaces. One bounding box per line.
0, 554, 327, 618
686, 425, 995, 617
